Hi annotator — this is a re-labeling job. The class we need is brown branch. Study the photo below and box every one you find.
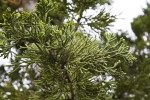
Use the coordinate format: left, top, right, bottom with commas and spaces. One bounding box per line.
61, 63, 75, 100
74, 0, 86, 32
75, 8, 84, 32
49, 49, 59, 62
48, 49, 75, 100
66, 71, 75, 100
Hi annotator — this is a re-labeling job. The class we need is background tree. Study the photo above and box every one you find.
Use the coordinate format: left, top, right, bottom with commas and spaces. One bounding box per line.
113, 3, 150, 100
0, 0, 135, 99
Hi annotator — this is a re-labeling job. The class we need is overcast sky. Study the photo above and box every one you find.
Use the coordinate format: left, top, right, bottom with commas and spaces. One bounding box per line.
111, 0, 150, 38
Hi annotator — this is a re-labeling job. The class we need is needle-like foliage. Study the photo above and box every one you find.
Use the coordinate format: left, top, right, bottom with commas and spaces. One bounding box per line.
0, 0, 136, 99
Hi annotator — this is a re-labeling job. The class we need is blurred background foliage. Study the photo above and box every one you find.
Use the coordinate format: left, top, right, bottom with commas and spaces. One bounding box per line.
114, 3, 150, 99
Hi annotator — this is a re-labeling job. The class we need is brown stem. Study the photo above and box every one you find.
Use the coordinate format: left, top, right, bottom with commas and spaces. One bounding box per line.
75, 8, 84, 32
75, 0, 86, 32
63, 0, 67, 4
61, 64, 75, 100
49, 49, 59, 62
49, 49, 75, 100
67, 72, 75, 100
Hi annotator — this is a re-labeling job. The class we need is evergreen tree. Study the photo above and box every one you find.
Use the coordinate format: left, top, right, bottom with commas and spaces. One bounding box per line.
113, 3, 150, 99
0, 0, 135, 99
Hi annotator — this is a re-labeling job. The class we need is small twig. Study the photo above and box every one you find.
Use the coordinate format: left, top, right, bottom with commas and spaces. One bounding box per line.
49, 49, 59, 62
61, 63, 75, 100
75, 8, 84, 32
74, 0, 86, 32
48, 48, 75, 100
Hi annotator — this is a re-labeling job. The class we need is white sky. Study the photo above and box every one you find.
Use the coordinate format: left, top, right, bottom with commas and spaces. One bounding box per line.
111, 0, 150, 39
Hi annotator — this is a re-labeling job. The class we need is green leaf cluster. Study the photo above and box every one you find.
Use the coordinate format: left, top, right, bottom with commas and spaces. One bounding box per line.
0, 0, 136, 99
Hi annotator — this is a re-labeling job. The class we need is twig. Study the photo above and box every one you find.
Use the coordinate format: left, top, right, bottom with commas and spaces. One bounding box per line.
49, 49, 75, 100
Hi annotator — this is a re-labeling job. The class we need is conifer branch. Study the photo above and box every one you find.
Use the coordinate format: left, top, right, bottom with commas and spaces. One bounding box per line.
61, 63, 75, 100
75, 8, 84, 32
0, 0, 136, 99
49, 49, 75, 100
66, 71, 74, 100
49, 49, 59, 62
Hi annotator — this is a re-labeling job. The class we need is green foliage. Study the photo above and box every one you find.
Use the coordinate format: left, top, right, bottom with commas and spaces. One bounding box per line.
131, 3, 150, 50
0, 1, 7, 23
113, 3, 150, 100
88, 9, 116, 35
0, 0, 136, 99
